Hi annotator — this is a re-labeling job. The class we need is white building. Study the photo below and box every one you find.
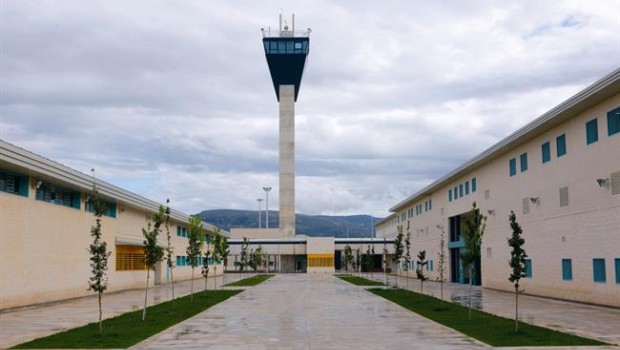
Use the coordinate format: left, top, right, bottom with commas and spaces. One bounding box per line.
377, 68, 620, 307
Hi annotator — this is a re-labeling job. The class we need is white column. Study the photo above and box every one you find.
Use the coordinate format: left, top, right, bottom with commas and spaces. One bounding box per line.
279, 85, 296, 237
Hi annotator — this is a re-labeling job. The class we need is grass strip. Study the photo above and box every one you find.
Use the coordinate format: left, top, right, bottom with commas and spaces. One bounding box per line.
12, 289, 241, 349
369, 288, 607, 347
337, 274, 385, 286
225, 274, 274, 286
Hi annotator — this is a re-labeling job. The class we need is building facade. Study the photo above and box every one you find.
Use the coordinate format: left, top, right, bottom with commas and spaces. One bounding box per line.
377, 68, 620, 307
0, 141, 226, 310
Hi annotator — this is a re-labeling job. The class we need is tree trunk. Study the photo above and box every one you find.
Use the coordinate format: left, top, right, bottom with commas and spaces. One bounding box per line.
98, 292, 103, 334
440, 280, 444, 306
214, 266, 218, 290
142, 270, 150, 321
515, 286, 519, 333
406, 270, 409, 290
468, 266, 473, 321
190, 268, 194, 302
170, 268, 175, 302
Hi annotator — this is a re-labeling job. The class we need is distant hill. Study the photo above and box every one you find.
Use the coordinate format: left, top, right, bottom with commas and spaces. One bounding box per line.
196, 209, 382, 238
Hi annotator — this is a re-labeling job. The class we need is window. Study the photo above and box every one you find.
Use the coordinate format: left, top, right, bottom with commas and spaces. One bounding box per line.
509, 158, 517, 176
449, 189, 452, 202
562, 259, 573, 281
116, 245, 146, 271
465, 181, 470, 195
541, 142, 551, 163
0, 170, 29, 197
428, 199, 432, 210
593, 258, 606, 283
525, 259, 532, 278
177, 227, 188, 238
454, 186, 459, 199
35, 182, 80, 209
608, 107, 620, 136
615, 259, 620, 284
556, 134, 567, 157
520, 153, 528, 172
85, 199, 117, 218
586, 119, 598, 145
459, 184, 463, 197
472, 177, 477, 192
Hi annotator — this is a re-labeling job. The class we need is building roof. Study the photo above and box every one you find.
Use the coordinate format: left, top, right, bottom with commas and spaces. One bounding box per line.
0, 139, 228, 237
390, 67, 620, 212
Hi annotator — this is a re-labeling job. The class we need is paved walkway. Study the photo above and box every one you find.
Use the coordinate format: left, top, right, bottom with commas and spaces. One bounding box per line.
363, 272, 620, 345
133, 274, 487, 350
0, 273, 246, 349
1, 273, 619, 349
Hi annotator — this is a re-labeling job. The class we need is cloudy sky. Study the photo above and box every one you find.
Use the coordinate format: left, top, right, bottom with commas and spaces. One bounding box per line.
1, 1, 619, 218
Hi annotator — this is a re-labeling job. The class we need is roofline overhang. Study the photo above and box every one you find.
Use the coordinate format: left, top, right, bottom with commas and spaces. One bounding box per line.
390, 67, 620, 212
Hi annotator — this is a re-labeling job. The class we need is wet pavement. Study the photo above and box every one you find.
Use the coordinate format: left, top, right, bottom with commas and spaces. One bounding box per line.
132, 274, 488, 350
0, 273, 246, 349
1, 273, 618, 349
364, 272, 620, 346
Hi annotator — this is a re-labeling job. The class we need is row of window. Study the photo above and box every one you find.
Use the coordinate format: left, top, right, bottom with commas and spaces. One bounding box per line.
176, 255, 216, 267
402, 260, 435, 271
448, 177, 477, 202
401, 199, 433, 221
263, 39, 309, 54
525, 258, 620, 283
588, 107, 620, 144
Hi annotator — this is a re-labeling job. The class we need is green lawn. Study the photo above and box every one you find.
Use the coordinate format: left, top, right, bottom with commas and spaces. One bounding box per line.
224, 274, 274, 286
370, 288, 607, 347
336, 274, 385, 286
12, 290, 241, 349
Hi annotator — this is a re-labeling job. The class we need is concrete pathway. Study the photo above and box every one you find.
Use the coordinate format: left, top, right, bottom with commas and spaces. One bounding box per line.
0, 274, 246, 349
364, 272, 620, 346
133, 274, 487, 350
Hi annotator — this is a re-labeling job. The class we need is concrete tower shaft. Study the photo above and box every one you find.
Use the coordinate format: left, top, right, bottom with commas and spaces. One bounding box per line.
262, 15, 310, 237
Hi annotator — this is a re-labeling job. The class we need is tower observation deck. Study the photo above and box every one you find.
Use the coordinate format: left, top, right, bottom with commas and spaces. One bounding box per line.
262, 14, 310, 237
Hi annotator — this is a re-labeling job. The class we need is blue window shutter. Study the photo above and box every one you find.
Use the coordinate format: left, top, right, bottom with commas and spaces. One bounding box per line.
18, 175, 29, 197
465, 181, 470, 195
556, 134, 567, 157
615, 259, 620, 284
471, 177, 477, 192
108, 202, 117, 218
525, 259, 532, 278
586, 119, 598, 145
520, 153, 528, 172
509, 158, 517, 176
593, 258, 606, 283
449, 189, 452, 202
71, 192, 81, 209
607, 107, 620, 136
562, 259, 572, 281
454, 186, 458, 199
541, 142, 551, 163
459, 184, 463, 197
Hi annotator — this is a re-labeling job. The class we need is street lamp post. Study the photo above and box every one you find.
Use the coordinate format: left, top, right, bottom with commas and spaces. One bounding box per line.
257, 198, 263, 229
263, 187, 272, 229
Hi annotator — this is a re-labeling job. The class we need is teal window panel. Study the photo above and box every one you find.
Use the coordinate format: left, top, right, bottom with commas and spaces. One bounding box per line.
509, 158, 517, 176
454, 186, 458, 199
424, 201, 428, 211
520, 153, 528, 172
465, 181, 470, 195
0, 170, 29, 197
525, 259, 532, 278
615, 259, 620, 284
593, 258, 606, 283
107, 202, 117, 218
556, 134, 567, 157
608, 107, 620, 136
459, 184, 463, 197
471, 177, 477, 192
176, 256, 181, 266
449, 189, 452, 202
541, 142, 551, 163
586, 118, 598, 145
562, 259, 572, 281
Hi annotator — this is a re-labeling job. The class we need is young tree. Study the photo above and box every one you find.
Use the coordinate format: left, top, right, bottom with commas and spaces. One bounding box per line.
343, 244, 353, 272
404, 228, 411, 290
201, 247, 212, 294
239, 237, 249, 272
186, 216, 204, 302
163, 199, 175, 302
250, 245, 264, 272
220, 236, 230, 288
87, 180, 111, 334
141, 205, 165, 321
211, 230, 222, 289
393, 226, 404, 287
508, 211, 527, 333
355, 248, 361, 275
437, 225, 447, 304
416, 250, 428, 295
461, 201, 487, 320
